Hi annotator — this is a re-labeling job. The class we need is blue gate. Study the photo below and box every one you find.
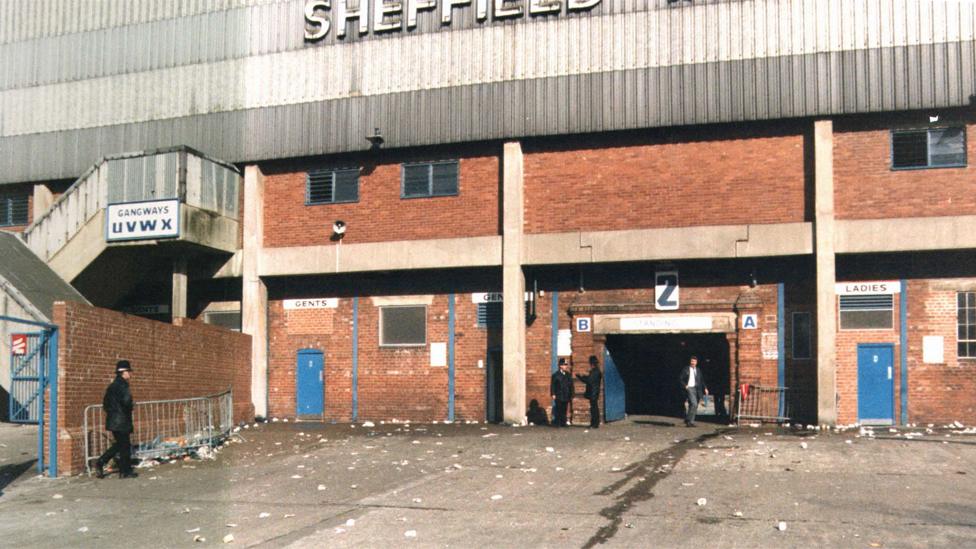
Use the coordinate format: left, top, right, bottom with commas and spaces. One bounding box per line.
2, 315, 59, 477
604, 348, 626, 422
296, 349, 324, 417
9, 332, 49, 423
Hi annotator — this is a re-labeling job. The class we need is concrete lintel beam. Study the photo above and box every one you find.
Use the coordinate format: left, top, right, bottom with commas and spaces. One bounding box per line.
837, 215, 976, 254
259, 236, 503, 277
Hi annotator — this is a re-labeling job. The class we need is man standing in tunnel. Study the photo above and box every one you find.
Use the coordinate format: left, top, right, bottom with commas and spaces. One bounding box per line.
679, 355, 708, 427
550, 358, 574, 427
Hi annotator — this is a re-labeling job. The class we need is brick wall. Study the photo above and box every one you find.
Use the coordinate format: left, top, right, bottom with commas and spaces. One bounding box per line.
261, 149, 500, 247
834, 114, 976, 220
48, 301, 252, 475
905, 279, 976, 424
523, 127, 807, 234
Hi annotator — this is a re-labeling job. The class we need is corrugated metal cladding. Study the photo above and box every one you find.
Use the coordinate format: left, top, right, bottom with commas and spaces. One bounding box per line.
1, 0, 975, 185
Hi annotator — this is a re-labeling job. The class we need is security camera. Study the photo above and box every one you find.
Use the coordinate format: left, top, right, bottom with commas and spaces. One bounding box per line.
332, 220, 346, 236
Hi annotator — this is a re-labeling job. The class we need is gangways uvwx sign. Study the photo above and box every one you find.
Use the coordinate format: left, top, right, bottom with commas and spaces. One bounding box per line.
106, 199, 180, 242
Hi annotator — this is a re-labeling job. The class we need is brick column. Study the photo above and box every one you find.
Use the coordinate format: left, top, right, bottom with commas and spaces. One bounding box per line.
242, 165, 268, 420
814, 119, 837, 426
502, 141, 526, 424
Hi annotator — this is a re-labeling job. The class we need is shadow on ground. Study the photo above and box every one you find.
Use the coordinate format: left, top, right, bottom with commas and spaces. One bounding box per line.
0, 459, 35, 497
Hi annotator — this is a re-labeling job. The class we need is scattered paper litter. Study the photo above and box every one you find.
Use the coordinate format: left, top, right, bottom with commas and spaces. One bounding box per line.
193, 535, 206, 542
52, 494, 63, 499
222, 534, 235, 543
490, 494, 503, 500
545, 447, 555, 453
405, 530, 418, 538
412, 498, 422, 503
186, 528, 201, 533
258, 512, 271, 519
77, 527, 89, 533
334, 528, 346, 534
696, 498, 707, 506
317, 484, 327, 491
777, 521, 787, 531
800, 442, 808, 449
363, 421, 375, 427
345, 519, 356, 527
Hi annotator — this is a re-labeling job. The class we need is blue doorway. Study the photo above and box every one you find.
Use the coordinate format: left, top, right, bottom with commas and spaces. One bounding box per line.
857, 344, 894, 425
486, 349, 502, 423
296, 349, 324, 417
603, 348, 626, 422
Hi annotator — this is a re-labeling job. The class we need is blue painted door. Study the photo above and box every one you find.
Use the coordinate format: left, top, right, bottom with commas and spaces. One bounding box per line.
296, 349, 324, 416
486, 350, 502, 423
857, 344, 894, 424
604, 348, 625, 422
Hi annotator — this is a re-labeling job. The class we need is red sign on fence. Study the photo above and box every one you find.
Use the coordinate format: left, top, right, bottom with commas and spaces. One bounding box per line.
11, 334, 27, 355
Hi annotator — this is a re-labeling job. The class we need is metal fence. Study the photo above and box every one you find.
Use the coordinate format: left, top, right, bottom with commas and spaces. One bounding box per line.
83, 390, 233, 476
735, 384, 794, 424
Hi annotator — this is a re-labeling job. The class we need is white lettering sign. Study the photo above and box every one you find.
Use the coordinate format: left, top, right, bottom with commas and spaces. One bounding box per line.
835, 281, 901, 295
106, 199, 180, 242
472, 292, 503, 303
741, 314, 758, 330
284, 298, 340, 310
619, 316, 712, 332
304, 0, 601, 40
575, 317, 591, 332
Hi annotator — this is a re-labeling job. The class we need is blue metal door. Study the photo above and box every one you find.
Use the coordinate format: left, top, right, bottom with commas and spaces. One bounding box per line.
604, 348, 625, 422
857, 344, 894, 424
296, 349, 324, 416
9, 332, 48, 423
486, 350, 502, 423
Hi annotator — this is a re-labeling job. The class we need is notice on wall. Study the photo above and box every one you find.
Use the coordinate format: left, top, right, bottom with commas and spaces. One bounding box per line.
620, 316, 712, 332
923, 336, 944, 364
761, 332, 779, 360
835, 281, 901, 295
284, 298, 339, 310
430, 342, 447, 367
557, 329, 572, 356
106, 199, 180, 242
575, 317, 592, 332
10, 334, 27, 356
741, 314, 758, 330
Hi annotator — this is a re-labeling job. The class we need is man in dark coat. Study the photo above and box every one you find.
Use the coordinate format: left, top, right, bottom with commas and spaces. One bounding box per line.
94, 360, 137, 478
679, 355, 708, 427
550, 358, 574, 427
576, 355, 603, 428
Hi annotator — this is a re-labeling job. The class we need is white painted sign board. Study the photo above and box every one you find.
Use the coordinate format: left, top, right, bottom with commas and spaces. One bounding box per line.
575, 317, 592, 332
430, 342, 447, 367
284, 298, 339, 310
742, 314, 758, 329
106, 199, 180, 242
923, 336, 944, 364
557, 329, 572, 356
655, 271, 679, 310
620, 316, 712, 332
835, 281, 901, 295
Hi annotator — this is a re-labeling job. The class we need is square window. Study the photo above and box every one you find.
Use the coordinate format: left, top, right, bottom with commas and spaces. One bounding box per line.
401, 160, 459, 198
307, 168, 359, 204
892, 127, 967, 169
380, 305, 426, 346
0, 194, 29, 227
839, 294, 893, 330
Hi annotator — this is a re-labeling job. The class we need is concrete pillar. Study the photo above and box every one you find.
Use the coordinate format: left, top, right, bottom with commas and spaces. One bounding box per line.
32, 184, 53, 222
242, 165, 268, 420
814, 119, 838, 426
171, 257, 188, 319
502, 141, 527, 425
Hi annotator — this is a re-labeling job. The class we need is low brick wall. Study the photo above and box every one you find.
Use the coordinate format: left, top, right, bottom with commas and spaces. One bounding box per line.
48, 301, 252, 475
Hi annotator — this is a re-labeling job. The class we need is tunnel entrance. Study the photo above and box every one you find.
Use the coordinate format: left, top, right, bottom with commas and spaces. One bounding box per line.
605, 333, 731, 420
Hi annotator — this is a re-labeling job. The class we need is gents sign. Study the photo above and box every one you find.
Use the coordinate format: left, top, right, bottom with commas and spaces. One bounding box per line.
106, 199, 180, 242
284, 298, 340, 309
305, 0, 601, 40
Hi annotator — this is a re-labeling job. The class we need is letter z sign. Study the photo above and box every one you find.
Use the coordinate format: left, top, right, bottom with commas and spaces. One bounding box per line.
655, 271, 679, 311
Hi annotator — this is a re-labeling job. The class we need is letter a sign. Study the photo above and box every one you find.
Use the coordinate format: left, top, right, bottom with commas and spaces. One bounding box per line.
655, 271, 679, 310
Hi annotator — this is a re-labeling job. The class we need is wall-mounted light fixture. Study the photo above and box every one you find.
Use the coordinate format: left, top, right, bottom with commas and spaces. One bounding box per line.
332, 220, 347, 239
366, 128, 384, 148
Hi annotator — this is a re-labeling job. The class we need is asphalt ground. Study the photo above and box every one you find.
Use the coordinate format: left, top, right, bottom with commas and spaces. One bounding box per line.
0, 417, 974, 548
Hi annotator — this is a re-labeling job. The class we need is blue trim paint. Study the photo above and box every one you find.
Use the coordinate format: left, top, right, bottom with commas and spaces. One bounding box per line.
550, 291, 559, 374
900, 280, 909, 425
47, 329, 58, 478
352, 297, 359, 422
448, 294, 456, 422
777, 283, 786, 417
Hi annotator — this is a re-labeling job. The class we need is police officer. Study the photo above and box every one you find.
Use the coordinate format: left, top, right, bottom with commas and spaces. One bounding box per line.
94, 360, 137, 478
550, 358, 574, 427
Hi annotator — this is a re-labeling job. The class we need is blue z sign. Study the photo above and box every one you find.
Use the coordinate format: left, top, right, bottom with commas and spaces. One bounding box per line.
655, 271, 679, 310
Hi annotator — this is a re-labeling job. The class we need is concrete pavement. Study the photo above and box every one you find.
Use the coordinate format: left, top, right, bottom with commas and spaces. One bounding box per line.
0, 418, 973, 548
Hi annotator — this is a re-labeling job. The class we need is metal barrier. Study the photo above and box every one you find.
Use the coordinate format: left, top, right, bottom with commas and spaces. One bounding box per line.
83, 390, 233, 475
735, 384, 793, 424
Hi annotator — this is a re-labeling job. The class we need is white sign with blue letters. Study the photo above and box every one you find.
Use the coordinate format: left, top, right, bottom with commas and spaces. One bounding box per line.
106, 199, 180, 242
742, 314, 758, 329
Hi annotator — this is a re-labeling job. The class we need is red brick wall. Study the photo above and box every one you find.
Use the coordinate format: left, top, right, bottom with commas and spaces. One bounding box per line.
262, 151, 500, 247
267, 295, 492, 422
835, 292, 903, 425
834, 116, 976, 220
905, 279, 976, 424
49, 301, 252, 475
523, 130, 807, 234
